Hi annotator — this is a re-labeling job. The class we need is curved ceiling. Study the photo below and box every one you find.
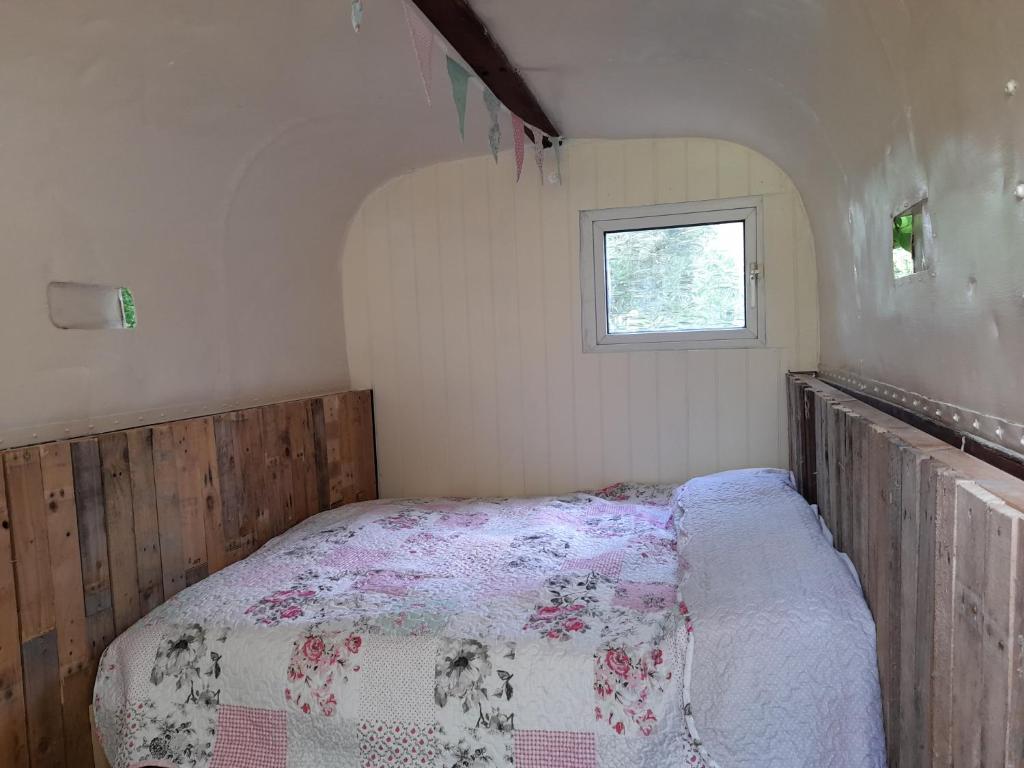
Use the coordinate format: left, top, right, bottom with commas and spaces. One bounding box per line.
2, 0, 1023, 444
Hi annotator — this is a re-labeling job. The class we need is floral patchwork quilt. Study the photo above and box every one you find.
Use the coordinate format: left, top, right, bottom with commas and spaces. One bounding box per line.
93, 484, 715, 768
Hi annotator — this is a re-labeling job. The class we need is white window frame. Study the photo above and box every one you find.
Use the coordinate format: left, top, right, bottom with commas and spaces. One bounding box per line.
580, 196, 766, 352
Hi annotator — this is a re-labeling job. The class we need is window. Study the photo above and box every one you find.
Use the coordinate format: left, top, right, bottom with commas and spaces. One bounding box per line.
580, 197, 764, 351
892, 200, 927, 279
48, 282, 139, 330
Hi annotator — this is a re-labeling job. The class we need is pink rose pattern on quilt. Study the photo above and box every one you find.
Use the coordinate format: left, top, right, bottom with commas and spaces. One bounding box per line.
93, 484, 714, 768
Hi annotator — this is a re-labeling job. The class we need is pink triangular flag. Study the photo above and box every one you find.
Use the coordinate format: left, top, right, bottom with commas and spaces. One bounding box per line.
404, 2, 435, 104
512, 114, 525, 182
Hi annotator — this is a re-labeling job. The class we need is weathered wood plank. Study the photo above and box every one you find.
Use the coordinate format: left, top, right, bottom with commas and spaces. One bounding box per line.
929, 467, 957, 766
234, 409, 265, 556
60, 664, 94, 767
21, 631, 66, 768
897, 446, 923, 768
4, 448, 57, 641
151, 425, 186, 600
950, 484, 1013, 767
0, 457, 30, 768
196, 418, 226, 575
70, 440, 115, 662
39, 443, 89, 678
125, 429, 163, 615
170, 420, 209, 577
260, 404, 292, 539
1008, 512, 1024, 768
800, 385, 817, 505
99, 434, 141, 636
335, 390, 377, 504
213, 413, 242, 550
312, 397, 331, 512
294, 401, 320, 521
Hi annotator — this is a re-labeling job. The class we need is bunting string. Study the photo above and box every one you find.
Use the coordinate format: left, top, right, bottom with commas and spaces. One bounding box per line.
355, 1, 564, 183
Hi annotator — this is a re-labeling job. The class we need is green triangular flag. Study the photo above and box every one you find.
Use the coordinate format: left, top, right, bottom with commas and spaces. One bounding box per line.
446, 56, 470, 140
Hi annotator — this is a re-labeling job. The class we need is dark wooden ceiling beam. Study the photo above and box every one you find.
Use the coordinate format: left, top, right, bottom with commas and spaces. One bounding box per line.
408, 0, 560, 138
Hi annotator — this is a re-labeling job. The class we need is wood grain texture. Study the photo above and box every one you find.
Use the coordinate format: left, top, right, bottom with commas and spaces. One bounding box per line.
39, 443, 89, 678
0, 459, 30, 768
3, 391, 375, 768
125, 430, 163, 614
788, 374, 1024, 768
342, 139, 820, 497
4, 449, 56, 642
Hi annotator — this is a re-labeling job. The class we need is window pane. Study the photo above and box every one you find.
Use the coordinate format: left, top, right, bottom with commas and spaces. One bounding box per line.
604, 221, 746, 335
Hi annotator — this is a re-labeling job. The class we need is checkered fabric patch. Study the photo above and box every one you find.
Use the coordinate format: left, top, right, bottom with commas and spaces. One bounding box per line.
562, 551, 624, 577
514, 730, 597, 768
210, 705, 287, 768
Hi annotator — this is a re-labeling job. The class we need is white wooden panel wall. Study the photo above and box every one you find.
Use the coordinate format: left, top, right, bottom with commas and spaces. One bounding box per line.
342, 138, 820, 497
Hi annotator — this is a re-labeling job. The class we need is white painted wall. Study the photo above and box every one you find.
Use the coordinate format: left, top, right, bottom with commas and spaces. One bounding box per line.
341, 138, 819, 498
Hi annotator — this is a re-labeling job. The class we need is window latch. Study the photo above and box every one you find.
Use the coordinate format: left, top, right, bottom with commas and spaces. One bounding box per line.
749, 262, 762, 281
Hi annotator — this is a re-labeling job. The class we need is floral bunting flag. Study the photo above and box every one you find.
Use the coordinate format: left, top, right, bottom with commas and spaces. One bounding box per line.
534, 136, 545, 182
512, 114, 526, 181
483, 89, 502, 162
446, 56, 470, 140
351, 0, 363, 32
403, 2, 434, 104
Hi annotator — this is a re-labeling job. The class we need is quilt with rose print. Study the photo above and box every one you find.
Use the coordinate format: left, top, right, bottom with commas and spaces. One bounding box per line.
93, 483, 716, 768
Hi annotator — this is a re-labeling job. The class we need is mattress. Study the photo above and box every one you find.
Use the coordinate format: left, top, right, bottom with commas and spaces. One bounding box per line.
93, 470, 885, 768
93, 485, 713, 768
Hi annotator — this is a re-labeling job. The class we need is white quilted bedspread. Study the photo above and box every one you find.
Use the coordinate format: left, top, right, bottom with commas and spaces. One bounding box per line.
680, 469, 886, 768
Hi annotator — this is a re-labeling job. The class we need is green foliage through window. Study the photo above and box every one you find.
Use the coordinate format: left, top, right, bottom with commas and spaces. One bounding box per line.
892, 204, 925, 280
604, 222, 746, 334
119, 287, 138, 329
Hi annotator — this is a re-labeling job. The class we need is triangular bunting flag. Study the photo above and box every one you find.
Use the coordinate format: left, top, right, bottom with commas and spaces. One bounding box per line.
512, 115, 526, 182
550, 141, 563, 185
534, 135, 545, 182
403, 2, 434, 104
351, 0, 363, 32
483, 89, 502, 162
446, 56, 470, 140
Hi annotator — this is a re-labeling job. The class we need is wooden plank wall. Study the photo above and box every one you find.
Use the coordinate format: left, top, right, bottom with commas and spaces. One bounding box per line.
0, 391, 376, 768
787, 373, 1024, 767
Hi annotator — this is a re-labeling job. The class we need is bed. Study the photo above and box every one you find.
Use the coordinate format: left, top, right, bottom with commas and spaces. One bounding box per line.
92, 469, 885, 768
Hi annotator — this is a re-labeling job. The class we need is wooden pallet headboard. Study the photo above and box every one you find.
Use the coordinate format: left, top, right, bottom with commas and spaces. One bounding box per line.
0, 391, 376, 768
787, 374, 1024, 767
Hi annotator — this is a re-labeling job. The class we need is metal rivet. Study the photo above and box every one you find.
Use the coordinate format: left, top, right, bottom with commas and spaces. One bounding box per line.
1007, 79, 1019, 96
1015, 183, 1024, 201
996, 427, 1005, 438
953, 414, 960, 422
972, 419, 981, 429
913, 399, 920, 407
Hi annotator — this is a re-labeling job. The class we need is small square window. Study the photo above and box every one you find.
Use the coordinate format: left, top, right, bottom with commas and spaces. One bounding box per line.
892, 201, 927, 279
580, 197, 764, 352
